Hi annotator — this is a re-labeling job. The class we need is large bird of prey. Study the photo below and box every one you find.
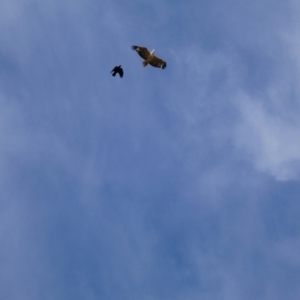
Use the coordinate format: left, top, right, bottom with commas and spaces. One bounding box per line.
111, 65, 124, 78
131, 46, 167, 69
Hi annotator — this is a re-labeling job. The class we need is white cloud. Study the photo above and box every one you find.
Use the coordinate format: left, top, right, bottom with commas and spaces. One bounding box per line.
166, 4, 300, 182
235, 70, 300, 180
230, 0, 300, 181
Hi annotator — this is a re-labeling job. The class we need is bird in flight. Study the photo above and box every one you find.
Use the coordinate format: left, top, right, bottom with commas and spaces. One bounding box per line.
131, 46, 167, 69
111, 65, 124, 78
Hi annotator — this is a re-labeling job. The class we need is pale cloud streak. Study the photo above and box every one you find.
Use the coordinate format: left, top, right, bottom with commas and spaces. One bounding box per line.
234, 94, 300, 180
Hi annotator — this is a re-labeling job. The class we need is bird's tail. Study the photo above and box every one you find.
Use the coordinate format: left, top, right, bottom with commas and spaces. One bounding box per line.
142, 61, 148, 67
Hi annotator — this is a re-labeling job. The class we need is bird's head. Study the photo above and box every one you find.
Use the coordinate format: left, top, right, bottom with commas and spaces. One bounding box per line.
150, 49, 155, 55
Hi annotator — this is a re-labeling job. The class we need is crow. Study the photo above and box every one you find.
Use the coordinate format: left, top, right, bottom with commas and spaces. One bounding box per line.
111, 65, 123, 78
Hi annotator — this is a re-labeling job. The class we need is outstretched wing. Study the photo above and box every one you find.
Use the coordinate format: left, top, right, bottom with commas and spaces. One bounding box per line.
149, 56, 167, 69
118, 67, 124, 78
131, 45, 150, 60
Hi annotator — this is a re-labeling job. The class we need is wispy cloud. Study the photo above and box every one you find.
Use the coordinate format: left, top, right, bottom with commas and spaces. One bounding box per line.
234, 93, 300, 180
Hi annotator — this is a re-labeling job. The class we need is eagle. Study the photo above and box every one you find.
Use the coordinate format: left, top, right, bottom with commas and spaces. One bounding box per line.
111, 65, 123, 78
131, 46, 167, 69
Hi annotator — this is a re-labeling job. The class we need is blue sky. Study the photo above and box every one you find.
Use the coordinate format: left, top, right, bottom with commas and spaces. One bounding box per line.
1, 0, 300, 299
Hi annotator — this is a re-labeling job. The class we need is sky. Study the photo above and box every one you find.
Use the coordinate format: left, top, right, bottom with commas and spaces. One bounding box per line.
0, 0, 300, 299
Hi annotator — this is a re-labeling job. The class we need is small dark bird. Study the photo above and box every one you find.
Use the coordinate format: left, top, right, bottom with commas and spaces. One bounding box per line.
111, 65, 123, 78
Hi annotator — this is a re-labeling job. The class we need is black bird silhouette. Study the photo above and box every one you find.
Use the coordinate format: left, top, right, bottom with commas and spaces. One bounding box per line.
111, 65, 123, 78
